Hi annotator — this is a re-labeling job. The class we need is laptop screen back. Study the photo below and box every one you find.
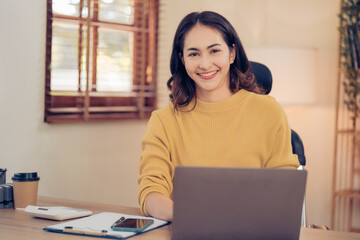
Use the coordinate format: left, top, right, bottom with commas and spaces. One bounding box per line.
172, 167, 307, 240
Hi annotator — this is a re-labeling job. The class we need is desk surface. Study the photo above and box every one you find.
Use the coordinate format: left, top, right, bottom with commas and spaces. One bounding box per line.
1, 196, 360, 240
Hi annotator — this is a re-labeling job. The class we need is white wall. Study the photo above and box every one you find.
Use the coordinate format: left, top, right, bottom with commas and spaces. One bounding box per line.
0, 0, 340, 227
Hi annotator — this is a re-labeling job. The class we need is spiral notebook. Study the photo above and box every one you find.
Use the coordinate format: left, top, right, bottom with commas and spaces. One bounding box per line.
44, 212, 169, 239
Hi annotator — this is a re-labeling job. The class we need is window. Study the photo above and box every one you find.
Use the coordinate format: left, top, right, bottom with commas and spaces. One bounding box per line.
45, 0, 158, 123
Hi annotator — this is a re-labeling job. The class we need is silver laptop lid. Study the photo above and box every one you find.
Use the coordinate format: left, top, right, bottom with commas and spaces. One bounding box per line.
172, 167, 307, 240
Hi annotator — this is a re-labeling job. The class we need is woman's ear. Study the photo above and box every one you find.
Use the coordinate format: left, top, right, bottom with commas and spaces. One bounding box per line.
179, 52, 184, 65
230, 44, 236, 64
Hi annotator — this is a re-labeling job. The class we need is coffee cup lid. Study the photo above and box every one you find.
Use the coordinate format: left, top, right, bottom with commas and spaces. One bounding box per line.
12, 172, 40, 182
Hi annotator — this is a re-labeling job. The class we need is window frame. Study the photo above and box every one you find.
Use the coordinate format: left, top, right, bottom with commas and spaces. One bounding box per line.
45, 0, 158, 123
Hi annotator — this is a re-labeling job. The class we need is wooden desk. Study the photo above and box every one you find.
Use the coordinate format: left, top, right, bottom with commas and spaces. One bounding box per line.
1, 196, 359, 240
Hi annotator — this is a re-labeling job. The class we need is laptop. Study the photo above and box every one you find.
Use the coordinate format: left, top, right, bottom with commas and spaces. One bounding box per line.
172, 167, 307, 240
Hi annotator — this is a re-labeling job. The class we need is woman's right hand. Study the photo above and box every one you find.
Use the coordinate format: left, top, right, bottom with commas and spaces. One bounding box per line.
145, 192, 173, 221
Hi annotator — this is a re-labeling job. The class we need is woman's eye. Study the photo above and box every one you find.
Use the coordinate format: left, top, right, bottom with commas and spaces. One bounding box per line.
211, 49, 221, 54
188, 52, 199, 57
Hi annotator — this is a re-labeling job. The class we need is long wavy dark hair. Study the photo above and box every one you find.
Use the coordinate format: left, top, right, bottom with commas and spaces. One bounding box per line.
167, 11, 262, 110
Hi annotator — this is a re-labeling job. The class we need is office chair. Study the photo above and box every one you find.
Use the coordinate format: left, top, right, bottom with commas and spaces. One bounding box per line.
249, 61, 307, 227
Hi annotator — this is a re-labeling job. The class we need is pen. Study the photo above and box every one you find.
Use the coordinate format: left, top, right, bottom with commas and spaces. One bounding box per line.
63, 226, 108, 236
37, 207, 49, 211
111, 216, 126, 227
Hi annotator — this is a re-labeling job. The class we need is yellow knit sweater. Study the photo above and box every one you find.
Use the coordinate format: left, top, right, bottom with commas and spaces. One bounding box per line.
137, 89, 299, 215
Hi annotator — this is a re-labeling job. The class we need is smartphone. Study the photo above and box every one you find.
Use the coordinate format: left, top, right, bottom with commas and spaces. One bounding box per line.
111, 218, 154, 233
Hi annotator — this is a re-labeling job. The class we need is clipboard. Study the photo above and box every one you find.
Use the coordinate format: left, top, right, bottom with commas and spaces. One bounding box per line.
43, 212, 169, 239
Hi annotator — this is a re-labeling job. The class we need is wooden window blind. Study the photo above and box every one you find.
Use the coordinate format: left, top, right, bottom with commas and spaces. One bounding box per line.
45, 0, 158, 123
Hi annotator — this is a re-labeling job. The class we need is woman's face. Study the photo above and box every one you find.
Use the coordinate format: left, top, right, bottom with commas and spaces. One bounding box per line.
181, 24, 235, 102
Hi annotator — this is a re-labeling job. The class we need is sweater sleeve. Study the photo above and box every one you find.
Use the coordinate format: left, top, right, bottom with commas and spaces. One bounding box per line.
137, 111, 175, 216
265, 104, 300, 169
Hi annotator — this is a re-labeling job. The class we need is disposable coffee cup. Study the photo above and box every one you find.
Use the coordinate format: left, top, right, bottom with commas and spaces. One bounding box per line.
0, 168, 6, 184
12, 172, 40, 209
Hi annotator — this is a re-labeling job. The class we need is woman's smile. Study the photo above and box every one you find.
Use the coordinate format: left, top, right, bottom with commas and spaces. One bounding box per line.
197, 70, 219, 79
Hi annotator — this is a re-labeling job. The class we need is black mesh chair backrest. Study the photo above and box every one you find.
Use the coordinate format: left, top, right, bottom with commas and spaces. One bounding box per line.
291, 130, 306, 166
249, 61, 306, 166
249, 61, 272, 95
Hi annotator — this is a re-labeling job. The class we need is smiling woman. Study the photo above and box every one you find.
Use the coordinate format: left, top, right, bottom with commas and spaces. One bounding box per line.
137, 11, 299, 222
45, 0, 159, 123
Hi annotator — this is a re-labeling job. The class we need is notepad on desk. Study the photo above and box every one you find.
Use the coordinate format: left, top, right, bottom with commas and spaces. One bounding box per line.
25, 205, 93, 220
44, 212, 169, 239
